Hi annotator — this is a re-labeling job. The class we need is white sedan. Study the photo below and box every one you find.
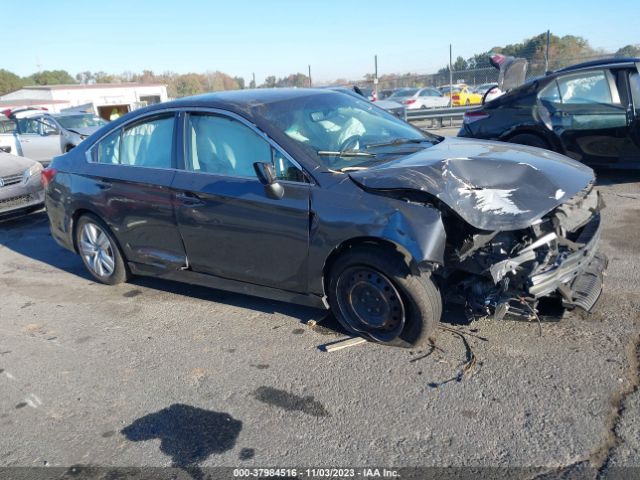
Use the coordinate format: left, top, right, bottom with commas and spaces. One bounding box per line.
387, 88, 450, 109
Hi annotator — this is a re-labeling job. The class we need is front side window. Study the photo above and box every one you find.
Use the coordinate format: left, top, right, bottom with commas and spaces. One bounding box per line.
186, 114, 271, 177
41, 118, 59, 135
185, 113, 307, 182
93, 115, 174, 168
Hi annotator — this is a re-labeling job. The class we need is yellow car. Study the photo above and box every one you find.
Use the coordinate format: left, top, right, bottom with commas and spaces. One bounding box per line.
439, 85, 483, 106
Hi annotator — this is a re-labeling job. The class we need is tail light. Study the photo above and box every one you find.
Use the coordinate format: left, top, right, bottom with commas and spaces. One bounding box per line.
452, 94, 460, 101
403, 99, 416, 105
463, 111, 490, 124
41, 167, 57, 188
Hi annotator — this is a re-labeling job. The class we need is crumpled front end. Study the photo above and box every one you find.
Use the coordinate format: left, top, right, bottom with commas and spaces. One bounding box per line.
448, 183, 607, 318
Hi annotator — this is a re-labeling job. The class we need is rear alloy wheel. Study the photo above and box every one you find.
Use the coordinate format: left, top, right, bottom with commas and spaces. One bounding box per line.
329, 247, 442, 348
76, 214, 129, 285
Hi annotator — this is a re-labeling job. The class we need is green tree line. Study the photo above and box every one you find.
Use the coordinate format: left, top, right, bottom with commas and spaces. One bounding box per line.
437, 34, 640, 76
0, 68, 311, 97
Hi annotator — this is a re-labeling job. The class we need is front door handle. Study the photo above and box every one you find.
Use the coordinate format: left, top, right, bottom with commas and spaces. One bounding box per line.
176, 192, 204, 206
96, 180, 112, 190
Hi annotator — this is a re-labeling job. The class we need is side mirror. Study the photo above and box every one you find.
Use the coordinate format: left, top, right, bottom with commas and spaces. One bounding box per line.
253, 162, 284, 200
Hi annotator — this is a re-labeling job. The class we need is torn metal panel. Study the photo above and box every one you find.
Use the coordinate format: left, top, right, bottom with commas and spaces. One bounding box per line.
349, 137, 595, 231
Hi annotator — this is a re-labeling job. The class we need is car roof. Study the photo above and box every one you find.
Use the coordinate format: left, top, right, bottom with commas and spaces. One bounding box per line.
553, 57, 639, 73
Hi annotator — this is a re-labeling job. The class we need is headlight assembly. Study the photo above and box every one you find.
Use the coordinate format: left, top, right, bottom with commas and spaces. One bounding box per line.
22, 162, 43, 184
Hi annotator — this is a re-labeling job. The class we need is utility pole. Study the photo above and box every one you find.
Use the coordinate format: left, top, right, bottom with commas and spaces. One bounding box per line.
374, 55, 378, 99
449, 44, 453, 107
308, 65, 312, 88
544, 30, 550, 73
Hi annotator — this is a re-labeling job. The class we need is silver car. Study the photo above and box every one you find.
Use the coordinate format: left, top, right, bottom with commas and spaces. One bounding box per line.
387, 87, 450, 109
12, 110, 106, 165
0, 152, 44, 219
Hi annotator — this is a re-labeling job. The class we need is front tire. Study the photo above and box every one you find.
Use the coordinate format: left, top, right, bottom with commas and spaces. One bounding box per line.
328, 247, 441, 348
75, 214, 129, 285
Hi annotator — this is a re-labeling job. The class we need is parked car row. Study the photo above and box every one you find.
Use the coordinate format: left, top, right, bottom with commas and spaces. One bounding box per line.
0, 108, 107, 165
371, 84, 489, 108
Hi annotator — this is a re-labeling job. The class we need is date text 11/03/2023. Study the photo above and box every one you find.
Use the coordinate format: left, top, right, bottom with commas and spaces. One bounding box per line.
232, 468, 400, 478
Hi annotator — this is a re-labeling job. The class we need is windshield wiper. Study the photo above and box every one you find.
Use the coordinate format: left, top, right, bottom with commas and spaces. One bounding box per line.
364, 137, 433, 148
317, 150, 376, 158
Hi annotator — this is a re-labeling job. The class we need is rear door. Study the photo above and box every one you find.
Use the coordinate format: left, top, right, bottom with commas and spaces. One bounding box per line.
171, 111, 311, 291
84, 112, 187, 270
539, 69, 628, 166
16, 116, 62, 163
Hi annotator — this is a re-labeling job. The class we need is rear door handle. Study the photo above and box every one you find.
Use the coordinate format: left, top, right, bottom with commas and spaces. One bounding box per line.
176, 191, 205, 206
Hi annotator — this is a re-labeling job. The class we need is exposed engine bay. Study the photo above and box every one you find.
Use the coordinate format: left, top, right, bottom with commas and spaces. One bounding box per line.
441, 183, 607, 321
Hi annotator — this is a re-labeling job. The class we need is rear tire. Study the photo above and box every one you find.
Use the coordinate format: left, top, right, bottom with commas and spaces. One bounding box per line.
328, 246, 441, 348
75, 214, 129, 285
508, 133, 550, 150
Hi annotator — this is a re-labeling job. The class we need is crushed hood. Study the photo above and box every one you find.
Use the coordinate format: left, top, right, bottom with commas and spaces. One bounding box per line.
349, 138, 595, 231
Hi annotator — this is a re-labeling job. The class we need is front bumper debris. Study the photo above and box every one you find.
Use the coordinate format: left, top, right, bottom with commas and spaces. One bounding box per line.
528, 212, 603, 301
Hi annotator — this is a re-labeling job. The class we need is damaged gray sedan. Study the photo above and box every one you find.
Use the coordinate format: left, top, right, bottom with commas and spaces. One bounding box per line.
44, 89, 607, 348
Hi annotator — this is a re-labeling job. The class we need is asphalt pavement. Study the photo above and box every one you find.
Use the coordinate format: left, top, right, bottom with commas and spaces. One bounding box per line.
0, 171, 639, 479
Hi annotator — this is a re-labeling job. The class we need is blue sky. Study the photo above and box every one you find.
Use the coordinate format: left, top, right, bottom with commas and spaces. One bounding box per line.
5, 0, 639, 83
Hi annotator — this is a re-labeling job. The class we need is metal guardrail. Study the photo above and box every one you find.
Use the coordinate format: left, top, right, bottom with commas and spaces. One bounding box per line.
405, 105, 479, 122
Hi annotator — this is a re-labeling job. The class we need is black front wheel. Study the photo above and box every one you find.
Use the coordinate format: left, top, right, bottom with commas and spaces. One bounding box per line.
328, 247, 442, 348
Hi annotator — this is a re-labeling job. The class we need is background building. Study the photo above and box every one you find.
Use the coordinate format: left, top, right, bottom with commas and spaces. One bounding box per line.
0, 83, 168, 120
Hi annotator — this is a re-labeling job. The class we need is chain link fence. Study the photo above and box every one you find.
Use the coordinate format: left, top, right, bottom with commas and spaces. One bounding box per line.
355, 50, 621, 91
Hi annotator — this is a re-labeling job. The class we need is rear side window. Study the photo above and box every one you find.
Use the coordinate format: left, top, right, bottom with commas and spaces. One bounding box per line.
558, 71, 613, 104
540, 70, 620, 105
93, 115, 174, 168
96, 129, 121, 164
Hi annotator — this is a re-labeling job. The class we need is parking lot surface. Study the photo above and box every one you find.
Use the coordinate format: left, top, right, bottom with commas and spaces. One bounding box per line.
1, 171, 639, 477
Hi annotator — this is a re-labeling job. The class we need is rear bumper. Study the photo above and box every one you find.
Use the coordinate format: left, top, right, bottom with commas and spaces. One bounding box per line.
528, 213, 606, 310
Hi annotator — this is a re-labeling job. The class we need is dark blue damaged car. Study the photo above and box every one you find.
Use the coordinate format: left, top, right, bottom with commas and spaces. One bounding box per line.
42, 89, 607, 348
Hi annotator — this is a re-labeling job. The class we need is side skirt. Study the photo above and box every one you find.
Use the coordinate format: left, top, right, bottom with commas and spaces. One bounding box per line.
128, 262, 327, 310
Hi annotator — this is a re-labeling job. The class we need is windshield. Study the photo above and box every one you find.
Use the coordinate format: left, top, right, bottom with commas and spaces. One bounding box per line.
255, 91, 436, 170
55, 114, 106, 129
390, 88, 417, 98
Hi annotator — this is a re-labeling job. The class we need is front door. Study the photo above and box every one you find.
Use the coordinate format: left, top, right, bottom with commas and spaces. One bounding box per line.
539, 69, 629, 166
172, 112, 311, 292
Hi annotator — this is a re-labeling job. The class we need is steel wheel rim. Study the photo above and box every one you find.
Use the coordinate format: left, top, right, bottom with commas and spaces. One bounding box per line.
336, 266, 406, 342
79, 223, 115, 277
